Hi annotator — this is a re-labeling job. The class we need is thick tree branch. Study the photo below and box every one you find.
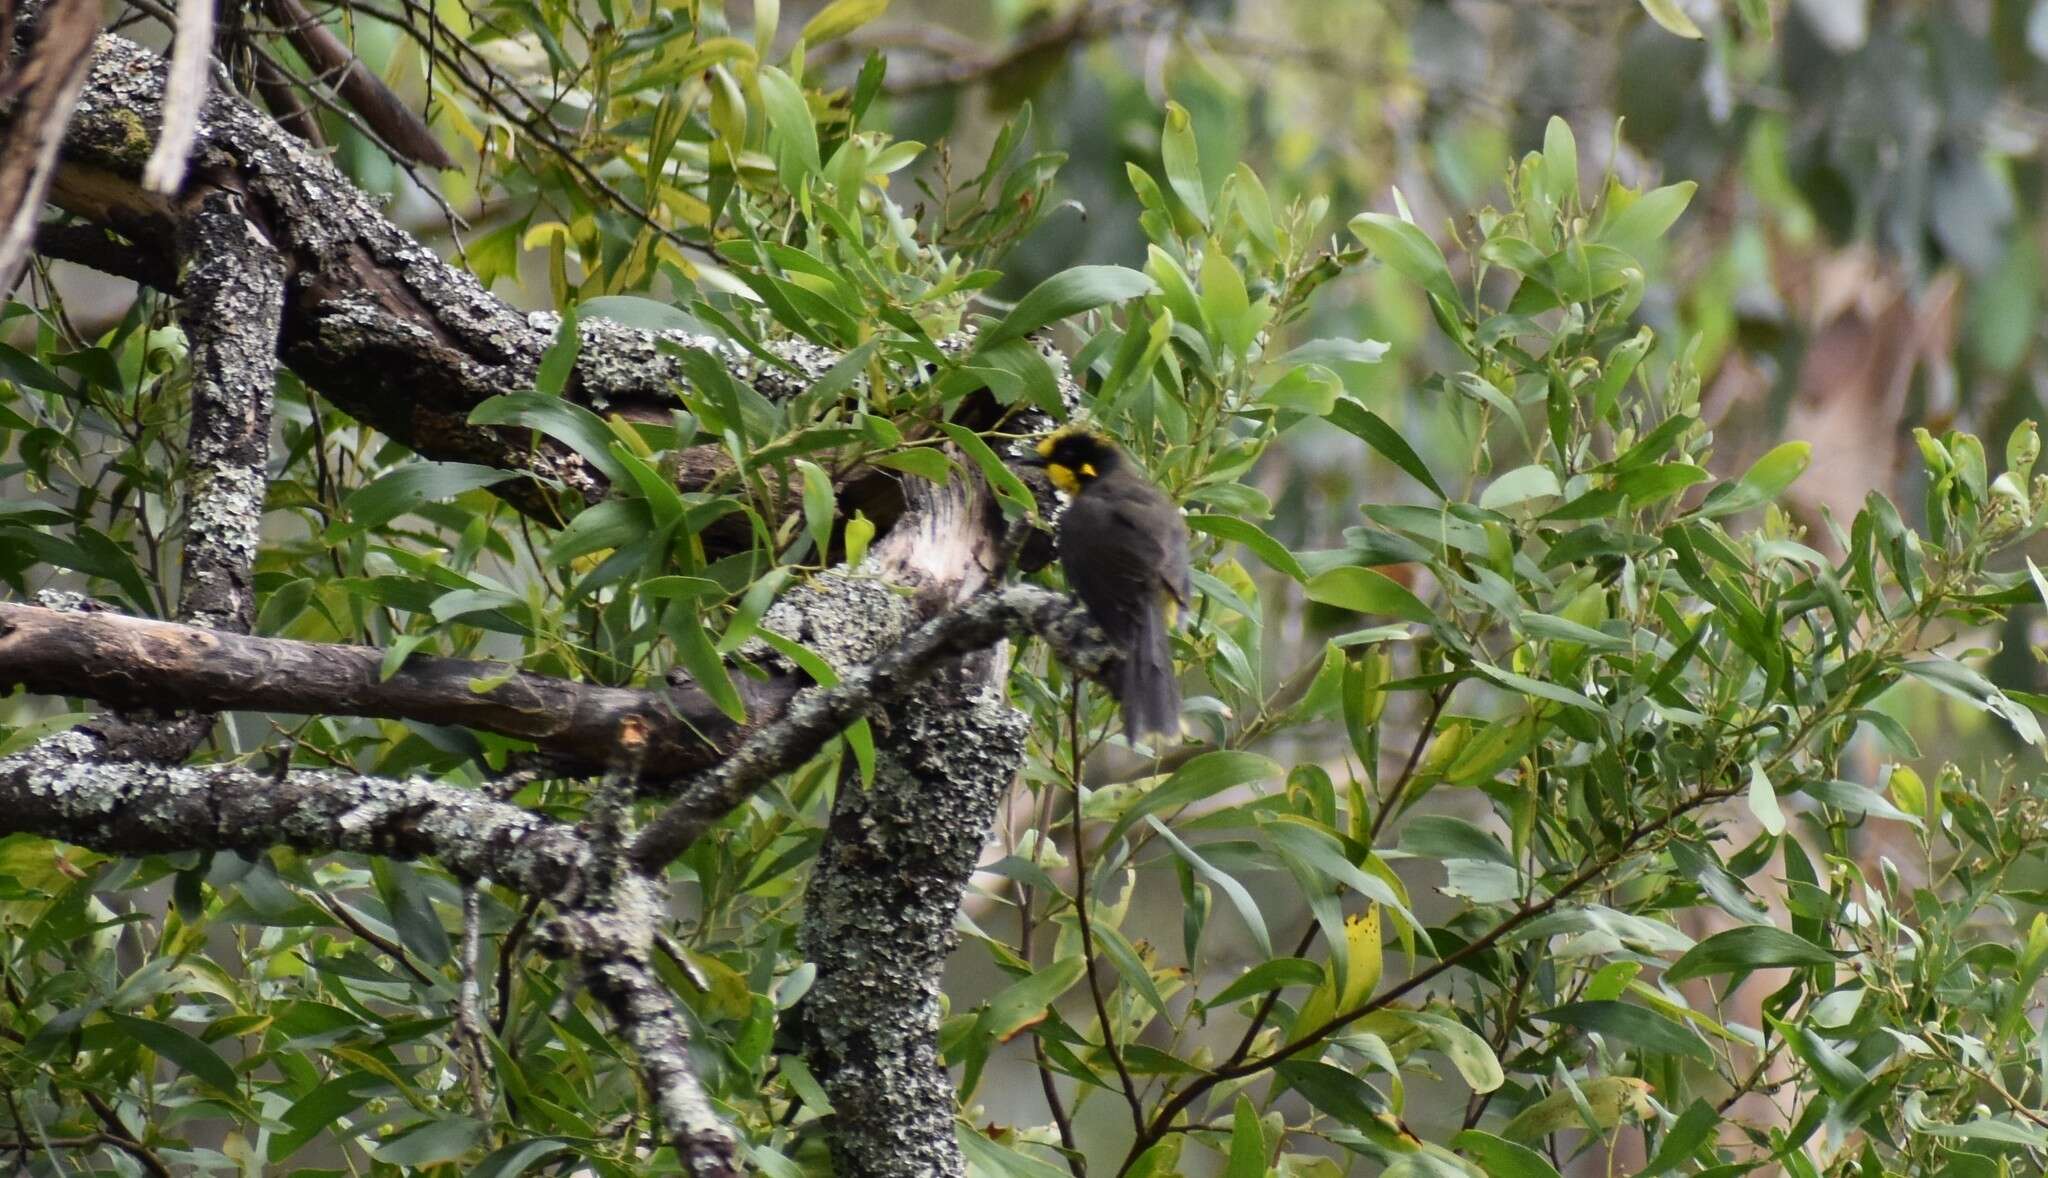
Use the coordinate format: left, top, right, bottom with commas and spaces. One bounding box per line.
786, 474, 1028, 1178
0, 730, 597, 898
0, 600, 797, 783
89, 180, 289, 759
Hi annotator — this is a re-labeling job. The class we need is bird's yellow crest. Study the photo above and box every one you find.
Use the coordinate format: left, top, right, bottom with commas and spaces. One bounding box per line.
1035, 426, 1111, 495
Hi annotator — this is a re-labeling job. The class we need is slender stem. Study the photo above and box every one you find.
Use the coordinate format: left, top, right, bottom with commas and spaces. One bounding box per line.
1368, 685, 1451, 845
1018, 869, 1084, 1176
1069, 683, 1146, 1135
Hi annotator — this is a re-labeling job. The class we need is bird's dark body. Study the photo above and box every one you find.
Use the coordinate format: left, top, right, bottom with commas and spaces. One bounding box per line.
1033, 431, 1190, 743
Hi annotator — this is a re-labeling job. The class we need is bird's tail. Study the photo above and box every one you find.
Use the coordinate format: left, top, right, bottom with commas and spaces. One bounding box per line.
1120, 602, 1181, 745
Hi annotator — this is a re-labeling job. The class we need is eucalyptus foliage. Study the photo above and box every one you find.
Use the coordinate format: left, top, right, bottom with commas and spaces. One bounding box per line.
3, 4, 2047, 1178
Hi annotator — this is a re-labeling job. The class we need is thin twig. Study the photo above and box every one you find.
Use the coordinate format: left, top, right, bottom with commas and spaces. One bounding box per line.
1069, 682, 1146, 1135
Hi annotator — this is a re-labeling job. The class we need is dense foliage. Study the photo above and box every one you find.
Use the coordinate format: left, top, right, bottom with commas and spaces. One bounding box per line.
4, 2, 2048, 1177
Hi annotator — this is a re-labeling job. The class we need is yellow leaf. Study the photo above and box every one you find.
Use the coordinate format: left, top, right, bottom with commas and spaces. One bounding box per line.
801, 0, 888, 45
1338, 905, 1383, 1008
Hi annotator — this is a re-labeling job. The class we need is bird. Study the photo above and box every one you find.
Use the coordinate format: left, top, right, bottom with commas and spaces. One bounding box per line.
1020, 426, 1190, 744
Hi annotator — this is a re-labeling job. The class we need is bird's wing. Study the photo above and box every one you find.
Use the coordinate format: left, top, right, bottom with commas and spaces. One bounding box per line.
1058, 487, 1185, 640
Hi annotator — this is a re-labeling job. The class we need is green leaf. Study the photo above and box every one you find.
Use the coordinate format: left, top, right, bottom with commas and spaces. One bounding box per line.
1698, 441, 1811, 518
372, 1117, 487, 1165
1641, 1099, 1719, 1175
1161, 101, 1210, 225
1327, 398, 1447, 499
1478, 464, 1562, 512
1541, 116, 1578, 209
575, 294, 718, 336
470, 1139, 575, 1178
1664, 926, 1841, 983
1602, 182, 1697, 256
1203, 957, 1325, 1009
1745, 762, 1786, 837
1305, 567, 1433, 624
667, 604, 747, 723
469, 392, 627, 483
1475, 664, 1601, 713
872, 447, 956, 483
936, 422, 1037, 518
1636, 0, 1702, 36
1532, 1000, 1712, 1063
337, 462, 507, 538
795, 459, 836, 558
1102, 751, 1280, 848
1395, 1010, 1504, 1092
105, 1011, 239, 1093
757, 66, 821, 183
980, 265, 1157, 349
1275, 1058, 1387, 1127
1451, 1130, 1564, 1178
958, 1126, 1077, 1178
1227, 1096, 1268, 1178
1257, 362, 1340, 415
983, 956, 1086, 1041
1350, 211, 1460, 306
1188, 514, 1307, 581
536, 304, 580, 397
1400, 815, 1514, 866
1147, 816, 1272, 957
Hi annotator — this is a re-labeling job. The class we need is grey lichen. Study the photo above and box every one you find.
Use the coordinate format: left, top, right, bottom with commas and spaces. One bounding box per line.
0, 733, 596, 900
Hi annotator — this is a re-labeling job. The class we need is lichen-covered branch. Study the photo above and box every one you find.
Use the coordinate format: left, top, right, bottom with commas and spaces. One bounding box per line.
86, 181, 290, 760
630, 581, 1108, 870
0, 731, 597, 899
0, 600, 797, 783
783, 475, 1031, 1178
552, 874, 742, 1177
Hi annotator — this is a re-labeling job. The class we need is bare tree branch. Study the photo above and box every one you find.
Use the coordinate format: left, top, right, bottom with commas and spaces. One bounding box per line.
0, 600, 797, 783
262, 0, 451, 168
0, 0, 98, 292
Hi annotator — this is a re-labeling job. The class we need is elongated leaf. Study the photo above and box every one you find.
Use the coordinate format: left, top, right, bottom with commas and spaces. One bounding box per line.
1451, 1130, 1563, 1178
469, 392, 626, 483
1664, 926, 1841, 983
1350, 212, 1461, 306
1306, 566, 1434, 623
1102, 751, 1279, 848
337, 463, 507, 538
979, 266, 1157, 349
1147, 816, 1271, 957
1533, 1000, 1712, 1063
1638, 0, 1703, 38
1189, 514, 1307, 581
983, 956, 1086, 1041
106, 1012, 239, 1093
1327, 398, 1446, 498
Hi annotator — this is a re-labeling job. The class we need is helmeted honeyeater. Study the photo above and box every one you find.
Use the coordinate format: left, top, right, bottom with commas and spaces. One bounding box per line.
1021, 427, 1190, 743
